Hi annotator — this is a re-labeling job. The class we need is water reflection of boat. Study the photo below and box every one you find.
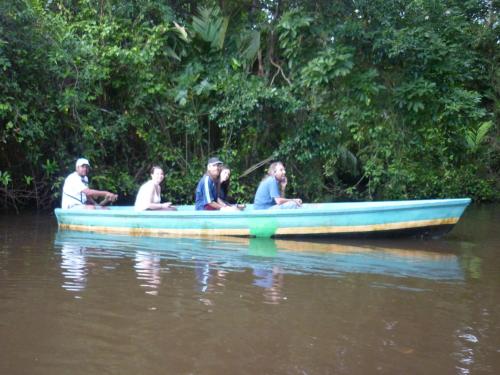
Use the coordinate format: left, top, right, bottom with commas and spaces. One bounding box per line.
60, 242, 87, 292
54, 231, 463, 282
134, 251, 161, 295
54, 199, 471, 238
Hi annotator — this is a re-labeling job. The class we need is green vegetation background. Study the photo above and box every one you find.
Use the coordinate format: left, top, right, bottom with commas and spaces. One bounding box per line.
0, 0, 498, 210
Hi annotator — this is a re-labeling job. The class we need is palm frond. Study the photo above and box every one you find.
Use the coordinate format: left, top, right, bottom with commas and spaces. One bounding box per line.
192, 6, 228, 50
241, 30, 260, 62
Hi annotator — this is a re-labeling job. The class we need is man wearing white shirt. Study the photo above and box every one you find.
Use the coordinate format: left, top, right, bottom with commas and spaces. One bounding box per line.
61, 158, 118, 209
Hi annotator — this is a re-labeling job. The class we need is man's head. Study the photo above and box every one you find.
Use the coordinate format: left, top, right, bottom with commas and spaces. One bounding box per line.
75, 158, 90, 177
268, 161, 286, 182
207, 157, 223, 178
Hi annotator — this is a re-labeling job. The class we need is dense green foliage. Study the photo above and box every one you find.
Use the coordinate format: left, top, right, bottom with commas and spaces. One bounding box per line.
0, 0, 498, 210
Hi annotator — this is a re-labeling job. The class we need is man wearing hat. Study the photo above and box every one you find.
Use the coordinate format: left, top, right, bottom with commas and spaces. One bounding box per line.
195, 157, 234, 211
61, 158, 118, 209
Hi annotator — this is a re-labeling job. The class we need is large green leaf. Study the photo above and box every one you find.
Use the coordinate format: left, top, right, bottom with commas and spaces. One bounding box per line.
192, 6, 228, 50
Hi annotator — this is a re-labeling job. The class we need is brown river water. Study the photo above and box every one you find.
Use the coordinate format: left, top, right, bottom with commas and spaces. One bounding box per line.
0, 204, 499, 375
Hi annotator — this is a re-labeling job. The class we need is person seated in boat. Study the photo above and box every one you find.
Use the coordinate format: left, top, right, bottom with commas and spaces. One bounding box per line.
218, 165, 245, 210
195, 157, 239, 211
61, 158, 118, 209
134, 165, 177, 211
253, 161, 302, 210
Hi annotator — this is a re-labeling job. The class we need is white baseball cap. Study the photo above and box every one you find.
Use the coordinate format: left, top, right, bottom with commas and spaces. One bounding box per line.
76, 158, 90, 168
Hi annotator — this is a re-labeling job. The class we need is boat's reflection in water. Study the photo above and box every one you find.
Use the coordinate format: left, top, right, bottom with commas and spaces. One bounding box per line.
55, 231, 464, 301
134, 251, 162, 296
60, 241, 88, 292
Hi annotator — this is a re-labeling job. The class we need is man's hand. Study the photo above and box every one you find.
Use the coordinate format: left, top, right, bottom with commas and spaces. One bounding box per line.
280, 176, 288, 188
280, 176, 288, 196
105, 192, 118, 202
100, 192, 118, 206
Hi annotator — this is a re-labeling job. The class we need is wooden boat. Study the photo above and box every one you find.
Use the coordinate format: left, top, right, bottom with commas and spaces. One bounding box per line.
54, 198, 471, 238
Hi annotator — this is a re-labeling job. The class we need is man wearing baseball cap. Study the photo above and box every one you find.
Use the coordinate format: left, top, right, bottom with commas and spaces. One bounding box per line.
194, 157, 238, 211
61, 158, 118, 209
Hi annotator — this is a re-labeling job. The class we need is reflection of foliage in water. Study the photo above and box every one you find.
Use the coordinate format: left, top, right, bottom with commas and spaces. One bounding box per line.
459, 243, 483, 280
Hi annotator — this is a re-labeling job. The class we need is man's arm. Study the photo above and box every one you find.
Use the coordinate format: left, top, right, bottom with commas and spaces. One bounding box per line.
217, 197, 230, 207
202, 176, 225, 209
274, 197, 302, 206
207, 199, 226, 209
82, 188, 118, 205
273, 178, 302, 206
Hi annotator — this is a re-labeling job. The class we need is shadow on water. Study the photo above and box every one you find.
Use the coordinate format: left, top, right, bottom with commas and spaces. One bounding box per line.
54, 230, 464, 293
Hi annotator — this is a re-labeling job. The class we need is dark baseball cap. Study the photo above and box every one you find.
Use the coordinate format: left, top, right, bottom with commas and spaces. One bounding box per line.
207, 157, 223, 165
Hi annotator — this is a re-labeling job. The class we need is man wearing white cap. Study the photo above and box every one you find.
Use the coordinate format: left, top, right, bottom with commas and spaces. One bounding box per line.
61, 158, 118, 209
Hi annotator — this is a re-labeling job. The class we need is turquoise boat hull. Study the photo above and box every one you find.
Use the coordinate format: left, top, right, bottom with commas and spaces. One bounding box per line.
54, 198, 471, 238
